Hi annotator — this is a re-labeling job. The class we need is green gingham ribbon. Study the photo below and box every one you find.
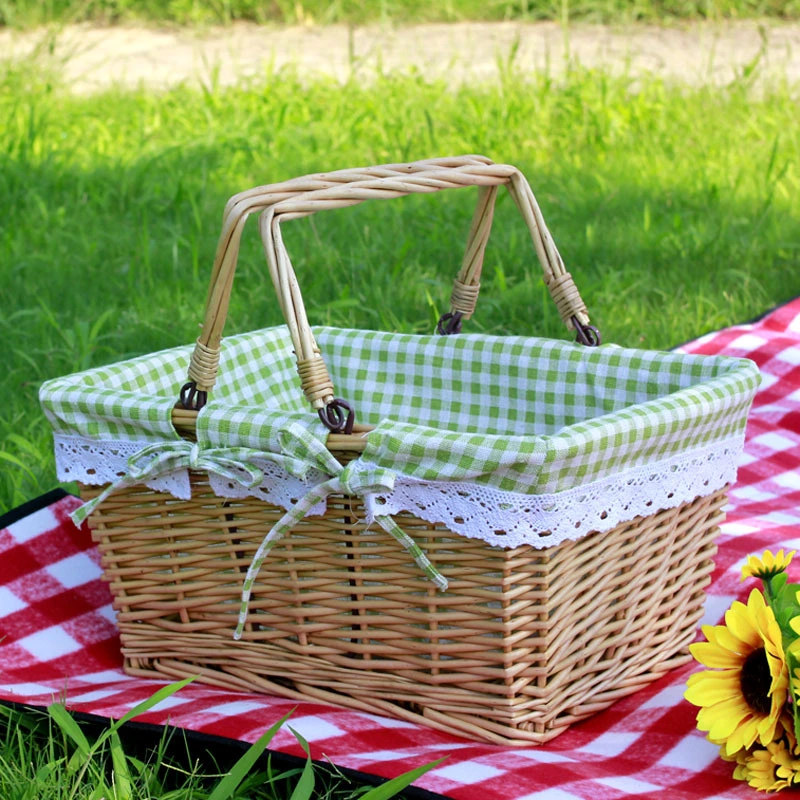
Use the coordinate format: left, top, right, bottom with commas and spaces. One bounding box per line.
70, 441, 267, 525
233, 422, 448, 639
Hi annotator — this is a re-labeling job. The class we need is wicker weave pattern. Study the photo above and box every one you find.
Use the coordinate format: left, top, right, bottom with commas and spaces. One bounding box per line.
84, 476, 725, 745
66, 156, 750, 745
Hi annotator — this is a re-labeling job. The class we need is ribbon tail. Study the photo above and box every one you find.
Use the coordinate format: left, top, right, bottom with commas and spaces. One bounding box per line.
200, 456, 264, 490
70, 478, 133, 526
234, 477, 342, 640
375, 514, 448, 592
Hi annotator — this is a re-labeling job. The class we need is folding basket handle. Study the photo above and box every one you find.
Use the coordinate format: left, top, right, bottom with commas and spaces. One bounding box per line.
181, 156, 501, 412
181, 156, 597, 430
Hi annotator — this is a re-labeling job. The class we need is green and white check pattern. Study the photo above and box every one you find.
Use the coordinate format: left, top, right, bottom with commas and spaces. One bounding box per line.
318, 328, 759, 494
40, 325, 760, 497
39, 344, 189, 444
41, 324, 758, 612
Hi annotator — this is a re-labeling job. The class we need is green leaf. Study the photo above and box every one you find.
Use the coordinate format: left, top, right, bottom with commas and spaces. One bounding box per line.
109, 730, 133, 800
46, 703, 91, 757
773, 572, 788, 593
771, 579, 800, 648
788, 647, 800, 744
206, 711, 293, 800
109, 675, 196, 732
288, 728, 315, 800
358, 758, 446, 800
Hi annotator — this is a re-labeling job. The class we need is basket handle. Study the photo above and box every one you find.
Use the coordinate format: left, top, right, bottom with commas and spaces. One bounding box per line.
181, 156, 499, 411
181, 156, 597, 427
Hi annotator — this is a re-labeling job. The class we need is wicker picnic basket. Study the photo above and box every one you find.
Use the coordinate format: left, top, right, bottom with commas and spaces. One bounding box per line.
40, 156, 760, 745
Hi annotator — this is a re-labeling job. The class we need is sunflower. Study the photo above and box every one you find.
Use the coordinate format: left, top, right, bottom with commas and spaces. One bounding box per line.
745, 744, 791, 792
742, 550, 796, 582
773, 734, 800, 787
685, 588, 788, 756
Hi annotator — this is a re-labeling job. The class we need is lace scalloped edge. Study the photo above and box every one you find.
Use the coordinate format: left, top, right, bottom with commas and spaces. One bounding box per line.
366, 438, 740, 547
54, 433, 742, 549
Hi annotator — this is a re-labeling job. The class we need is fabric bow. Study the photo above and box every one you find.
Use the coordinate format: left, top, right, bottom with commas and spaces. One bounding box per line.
71, 440, 266, 526
234, 422, 448, 639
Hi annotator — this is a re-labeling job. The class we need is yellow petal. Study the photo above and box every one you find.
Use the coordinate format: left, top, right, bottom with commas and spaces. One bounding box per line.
698, 695, 751, 740
691, 640, 745, 668
725, 591, 766, 648
756, 712, 781, 743
701, 622, 750, 657
686, 667, 734, 691
724, 715, 760, 754
741, 549, 795, 581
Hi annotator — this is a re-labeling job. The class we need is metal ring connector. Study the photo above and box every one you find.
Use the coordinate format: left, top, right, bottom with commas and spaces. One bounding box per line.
436, 311, 464, 336
573, 317, 602, 347
318, 399, 355, 434
180, 381, 208, 411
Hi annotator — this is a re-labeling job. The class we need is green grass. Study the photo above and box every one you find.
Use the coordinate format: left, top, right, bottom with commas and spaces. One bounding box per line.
1, 0, 800, 28
2, 53, 799, 511
0, 681, 439, 798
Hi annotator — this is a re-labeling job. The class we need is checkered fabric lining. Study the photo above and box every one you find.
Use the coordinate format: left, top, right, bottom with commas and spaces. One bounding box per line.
38, 327, 308, 445
40, 325, 759, 495
7, 298, 800, 799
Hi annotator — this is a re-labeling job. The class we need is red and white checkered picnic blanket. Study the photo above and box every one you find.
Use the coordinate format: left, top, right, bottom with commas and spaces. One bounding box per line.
5, 298, 800, 799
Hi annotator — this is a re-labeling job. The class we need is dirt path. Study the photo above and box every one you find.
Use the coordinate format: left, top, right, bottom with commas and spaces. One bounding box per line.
1, 20, 799, 92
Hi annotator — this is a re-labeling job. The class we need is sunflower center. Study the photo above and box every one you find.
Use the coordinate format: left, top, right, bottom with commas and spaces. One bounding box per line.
741, 647, 773, 715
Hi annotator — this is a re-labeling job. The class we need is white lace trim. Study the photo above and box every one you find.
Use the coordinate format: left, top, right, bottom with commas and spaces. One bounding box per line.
53, 435, 328, 512
365, 438, 740, 548
54, 435, 193, 499
208, 460, 328, 517
54, 433, 741, 548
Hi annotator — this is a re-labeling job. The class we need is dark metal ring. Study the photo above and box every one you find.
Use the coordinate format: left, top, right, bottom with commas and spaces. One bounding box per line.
318, 399, 355, 434
436, 311, 464, 336
573, 318, 602, 347
179, 381, 208, 411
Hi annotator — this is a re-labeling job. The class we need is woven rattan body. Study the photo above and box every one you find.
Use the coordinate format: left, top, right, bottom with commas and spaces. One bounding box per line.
83, 476, 725, 745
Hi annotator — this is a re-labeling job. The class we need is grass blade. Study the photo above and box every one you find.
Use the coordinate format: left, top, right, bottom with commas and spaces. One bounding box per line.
287, 728, 315, 800
46, 702, 91, 757
0, 451, 37, 481
109, 729, 133, 800
358, 758, 446, 800
206, 711, 293, 800
109, 676, 196, 731
47, 702, 114, 796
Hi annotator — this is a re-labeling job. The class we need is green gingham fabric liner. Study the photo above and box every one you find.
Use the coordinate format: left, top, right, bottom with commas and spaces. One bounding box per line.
41, 325, 760, 498
318, 327, 757, 494
39, 344, 187, 444
40, 327, 306, 447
